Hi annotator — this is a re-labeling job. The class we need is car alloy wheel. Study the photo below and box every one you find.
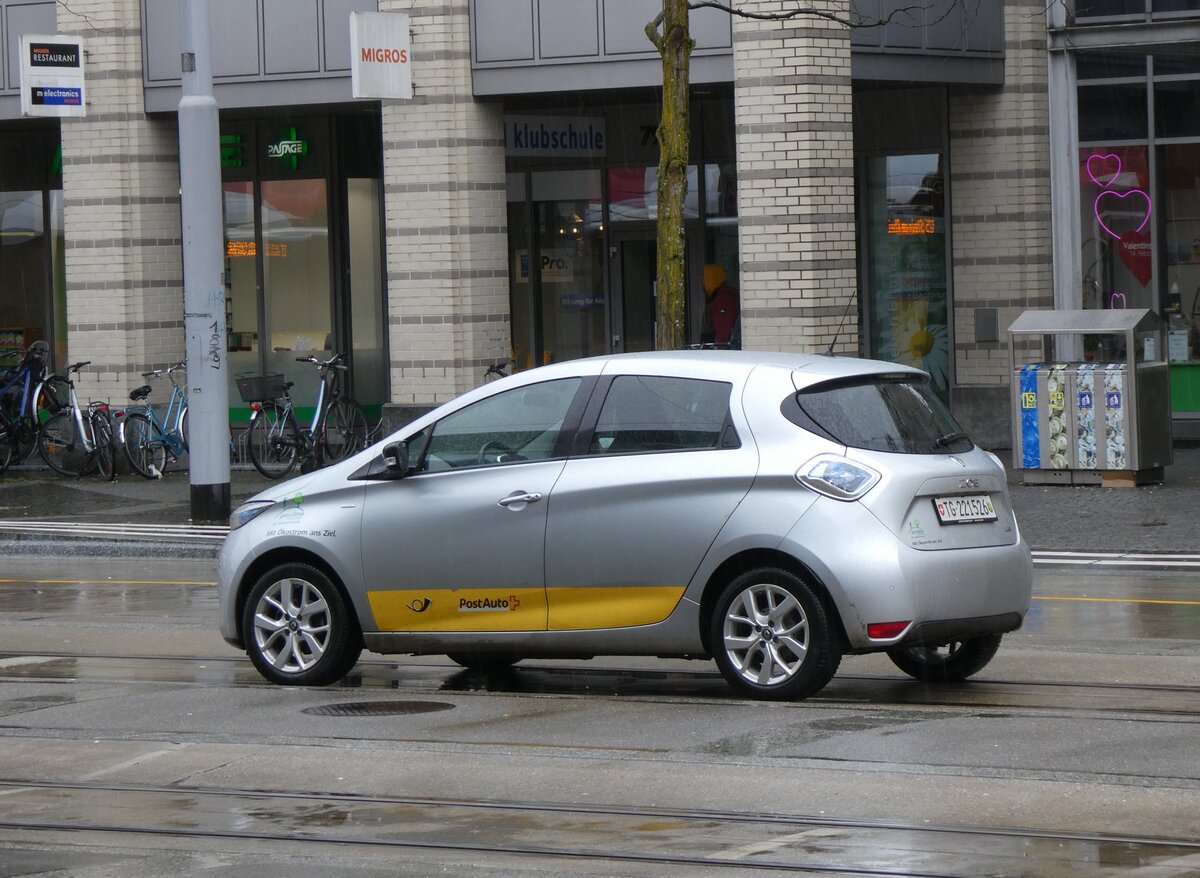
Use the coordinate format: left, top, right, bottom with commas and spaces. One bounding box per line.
886, 634, 1002, 683
242, 563, 362, 686
710, 567, 840, 701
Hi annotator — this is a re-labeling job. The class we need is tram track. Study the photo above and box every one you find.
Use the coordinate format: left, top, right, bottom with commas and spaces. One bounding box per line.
1, 778, 1197, 877
2, 649, 1199, 717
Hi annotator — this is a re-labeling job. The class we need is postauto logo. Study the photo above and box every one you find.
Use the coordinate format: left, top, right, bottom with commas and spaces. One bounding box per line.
459, 595, 521, 613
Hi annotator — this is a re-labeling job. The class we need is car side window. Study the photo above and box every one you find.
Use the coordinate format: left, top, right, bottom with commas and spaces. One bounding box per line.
588, 376, 732, 455
418, 378, 582, 471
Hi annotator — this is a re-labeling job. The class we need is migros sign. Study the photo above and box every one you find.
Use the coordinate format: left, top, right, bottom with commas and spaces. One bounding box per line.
360, 46, 407, 65
351, 12, 413, 100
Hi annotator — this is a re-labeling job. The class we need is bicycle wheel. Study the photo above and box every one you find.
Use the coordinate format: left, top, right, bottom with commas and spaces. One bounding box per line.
178, 404, 189, 452
320, 397, 369, 463
7, 415, 38, 463
38, 410, 92, 476
0, 411, 13, 474
248, 401, 299, 479
91, 409, 116, 482
123, 412, 168, 478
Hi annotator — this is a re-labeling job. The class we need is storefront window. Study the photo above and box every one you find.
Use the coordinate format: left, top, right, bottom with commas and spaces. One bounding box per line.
1160, 144, 1200, 367
261, 178, 331, 405
1078, 84, 1148, 142
863, 153, 950, 401
1074, 0, 1145, 17
607, 165, 700, 222
0, 130, 63, 368
1155, 80, 1200, 138
1154, 0, 1198, 13
0, 191, 49, 356
1078, 146, 1152, 321
222, 114, 384, 418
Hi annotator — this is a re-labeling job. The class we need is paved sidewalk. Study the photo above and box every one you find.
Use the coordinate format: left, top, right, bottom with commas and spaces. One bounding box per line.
0, 447, 1198, 554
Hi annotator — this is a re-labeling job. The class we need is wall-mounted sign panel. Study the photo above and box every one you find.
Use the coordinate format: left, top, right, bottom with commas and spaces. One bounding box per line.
350, 12, 412, 100
504, 115, 606, 158
20, 35, 86, 118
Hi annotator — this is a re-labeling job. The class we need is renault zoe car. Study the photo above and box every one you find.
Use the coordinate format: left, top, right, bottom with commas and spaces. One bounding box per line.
218, 351, 1032, 701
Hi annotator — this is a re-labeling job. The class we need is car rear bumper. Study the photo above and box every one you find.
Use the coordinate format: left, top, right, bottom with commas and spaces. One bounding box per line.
782, 499, 1033, 650
894, 612, 1025, 648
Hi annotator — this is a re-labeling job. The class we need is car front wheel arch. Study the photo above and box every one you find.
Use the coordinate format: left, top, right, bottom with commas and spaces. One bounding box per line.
237, 547, 361, 651
698, 549, 848, 657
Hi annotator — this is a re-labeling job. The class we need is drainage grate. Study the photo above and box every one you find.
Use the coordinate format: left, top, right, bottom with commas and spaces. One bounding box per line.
303, 700, 455, 717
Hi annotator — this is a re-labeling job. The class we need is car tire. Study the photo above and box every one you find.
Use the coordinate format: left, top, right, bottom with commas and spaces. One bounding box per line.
242, 563, 362, 686
886, 634, 1002, 683
446, 652, 522, 672
709, 567, 841, 701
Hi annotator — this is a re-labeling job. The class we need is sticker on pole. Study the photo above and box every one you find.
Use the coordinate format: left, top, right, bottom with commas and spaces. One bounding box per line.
20, 35, 86, 118
351, 12, 412, 100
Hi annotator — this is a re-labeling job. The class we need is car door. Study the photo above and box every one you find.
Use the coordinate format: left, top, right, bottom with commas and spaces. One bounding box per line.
359, 377, 584, 634
543, 373, 758, 630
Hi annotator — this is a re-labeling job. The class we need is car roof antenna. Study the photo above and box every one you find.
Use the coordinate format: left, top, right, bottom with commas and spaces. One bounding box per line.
823, 289, 858, 357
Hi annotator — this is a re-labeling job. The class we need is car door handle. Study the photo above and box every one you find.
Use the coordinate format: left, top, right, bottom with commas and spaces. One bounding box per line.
497, 492, 543, 508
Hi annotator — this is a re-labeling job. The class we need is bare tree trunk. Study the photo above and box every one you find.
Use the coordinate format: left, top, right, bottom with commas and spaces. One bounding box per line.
646, 1, 692, 350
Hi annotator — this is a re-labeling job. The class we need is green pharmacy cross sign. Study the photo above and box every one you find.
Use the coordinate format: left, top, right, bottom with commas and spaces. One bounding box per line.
267, 126, 309, 170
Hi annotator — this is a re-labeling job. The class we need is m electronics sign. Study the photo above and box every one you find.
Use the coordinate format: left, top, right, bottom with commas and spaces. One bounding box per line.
351, 12, 412, 100
20, 35, 86, 118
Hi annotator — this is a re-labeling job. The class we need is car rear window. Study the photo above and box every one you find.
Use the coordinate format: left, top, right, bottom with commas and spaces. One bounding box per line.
790, 376, 974, 454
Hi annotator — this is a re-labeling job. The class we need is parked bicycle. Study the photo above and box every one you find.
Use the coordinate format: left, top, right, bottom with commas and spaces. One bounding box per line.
240, 353, 369, 479
0, 341, 69, 464
37, 361, 116, 480
120, 362, 189, 479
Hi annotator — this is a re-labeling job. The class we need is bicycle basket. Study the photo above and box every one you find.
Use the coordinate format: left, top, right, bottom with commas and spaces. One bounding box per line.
236, 373, 286, 403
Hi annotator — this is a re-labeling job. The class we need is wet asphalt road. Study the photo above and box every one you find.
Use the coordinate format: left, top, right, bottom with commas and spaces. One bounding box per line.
0, 554, 1198, 876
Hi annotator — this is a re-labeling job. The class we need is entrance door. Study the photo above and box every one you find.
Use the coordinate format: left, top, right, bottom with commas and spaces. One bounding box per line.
610, 233, 657, 353
609, 229, 700, 353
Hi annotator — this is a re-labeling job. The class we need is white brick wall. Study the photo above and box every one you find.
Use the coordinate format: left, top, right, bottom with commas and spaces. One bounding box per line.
379, 0, 509, 405
59, 0, 184, 405
732, 1, 858, 354
949, 0, 1051, 387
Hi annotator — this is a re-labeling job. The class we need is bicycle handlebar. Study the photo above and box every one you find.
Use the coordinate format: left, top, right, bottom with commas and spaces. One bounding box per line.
296, 353, 347, 371
67, 361, 91, 373
141, 362, 186, 379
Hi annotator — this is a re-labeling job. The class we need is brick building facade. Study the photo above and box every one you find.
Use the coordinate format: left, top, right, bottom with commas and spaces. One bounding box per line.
0, 0, 1057, 447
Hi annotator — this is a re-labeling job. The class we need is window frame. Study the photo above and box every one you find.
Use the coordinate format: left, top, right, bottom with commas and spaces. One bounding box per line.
409, 376, 594, 473
572, 373, 739, 458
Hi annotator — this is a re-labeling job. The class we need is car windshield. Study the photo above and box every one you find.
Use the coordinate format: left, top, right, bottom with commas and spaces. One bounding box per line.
795, 376, 974, 454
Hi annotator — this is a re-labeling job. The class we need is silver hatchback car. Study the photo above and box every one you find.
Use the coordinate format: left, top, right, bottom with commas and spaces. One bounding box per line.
219, 351, 1032, 701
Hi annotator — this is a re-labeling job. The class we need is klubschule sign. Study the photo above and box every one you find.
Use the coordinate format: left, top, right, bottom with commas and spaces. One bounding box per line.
20, 35, 86, 118
351, 12, 412, 100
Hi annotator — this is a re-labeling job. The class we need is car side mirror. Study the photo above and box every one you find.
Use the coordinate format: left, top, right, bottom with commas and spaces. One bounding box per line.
381, 440, 410, 476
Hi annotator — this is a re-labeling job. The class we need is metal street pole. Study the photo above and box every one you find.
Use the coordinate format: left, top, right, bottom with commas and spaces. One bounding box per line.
178, 0, 230, 522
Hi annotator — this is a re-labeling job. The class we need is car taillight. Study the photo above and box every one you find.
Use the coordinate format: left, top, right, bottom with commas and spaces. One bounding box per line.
867, 621, 910, 639
796, 454, 881, 501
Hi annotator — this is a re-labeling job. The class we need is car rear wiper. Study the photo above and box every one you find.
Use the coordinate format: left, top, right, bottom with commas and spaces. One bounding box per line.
933, 431, 969, 448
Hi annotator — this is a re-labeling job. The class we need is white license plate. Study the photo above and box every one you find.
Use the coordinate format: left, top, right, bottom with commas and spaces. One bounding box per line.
933, 494, 997, 524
